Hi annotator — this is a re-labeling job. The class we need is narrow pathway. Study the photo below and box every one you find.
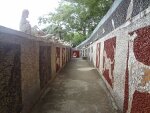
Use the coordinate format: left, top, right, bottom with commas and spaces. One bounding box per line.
31, 58, 119, 113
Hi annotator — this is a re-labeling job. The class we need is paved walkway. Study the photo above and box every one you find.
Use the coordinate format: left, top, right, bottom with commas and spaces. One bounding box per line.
31, 58, 120, 113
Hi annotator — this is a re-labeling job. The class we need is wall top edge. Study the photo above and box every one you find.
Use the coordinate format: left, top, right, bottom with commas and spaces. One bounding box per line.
76, 0, 123, 48
0, 25, 30, 38
0, 25, 71, 47
77, 0, 150, 49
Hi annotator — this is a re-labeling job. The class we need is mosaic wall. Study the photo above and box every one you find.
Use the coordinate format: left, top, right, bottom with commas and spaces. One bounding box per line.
66, 48, 69, 62
96, 43, 101, 68
79, 0, 150, 112
70, 48, 72, 59
0, 26, 71, 113
124, 26, 150, 113
77, 0, 150, 48
72, 50, 80, 58
90, 46, 93, 63
0, 42, 22, 113
62, 48, 66, 66
103, 37, 116, 88
39, 46, 51, 88
56, 47, 60, 72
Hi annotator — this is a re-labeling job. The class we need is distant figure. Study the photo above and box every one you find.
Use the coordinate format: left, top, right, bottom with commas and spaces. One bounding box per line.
19, 9, 31, 34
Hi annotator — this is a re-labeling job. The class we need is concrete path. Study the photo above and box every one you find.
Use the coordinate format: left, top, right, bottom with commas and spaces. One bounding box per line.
31, 58, 120, 113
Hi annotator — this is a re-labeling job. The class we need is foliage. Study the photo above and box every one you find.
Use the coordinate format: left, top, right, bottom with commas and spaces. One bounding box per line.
39, 0, 112, 47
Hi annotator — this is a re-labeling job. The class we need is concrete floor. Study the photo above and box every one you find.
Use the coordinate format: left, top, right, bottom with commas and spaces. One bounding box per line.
31, 58, 120, 113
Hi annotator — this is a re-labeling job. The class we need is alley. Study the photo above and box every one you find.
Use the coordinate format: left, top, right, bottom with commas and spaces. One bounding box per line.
31, 58, 119, 113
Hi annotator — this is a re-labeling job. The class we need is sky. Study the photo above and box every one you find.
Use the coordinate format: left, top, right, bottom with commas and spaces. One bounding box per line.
0, 0, 60, 30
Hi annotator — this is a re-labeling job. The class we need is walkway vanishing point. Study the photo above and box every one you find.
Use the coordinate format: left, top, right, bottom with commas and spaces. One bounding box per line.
31, 58, 120, 113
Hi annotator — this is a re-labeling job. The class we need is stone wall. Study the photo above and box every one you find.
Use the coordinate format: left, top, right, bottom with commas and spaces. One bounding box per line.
0, 26, 71, 113
78, 0, 150, 112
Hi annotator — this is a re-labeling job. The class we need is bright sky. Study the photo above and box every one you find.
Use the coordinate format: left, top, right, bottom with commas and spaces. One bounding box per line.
0, 0, 60, 30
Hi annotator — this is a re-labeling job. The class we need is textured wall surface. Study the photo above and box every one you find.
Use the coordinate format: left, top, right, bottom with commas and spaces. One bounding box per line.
103, 37, 116, 88
127, 26, 150, 113
72, 50, 80, 58
96, 43, 101, 68
51, 45, 56, 78
39, 46, 51, 88
21, 39, 40, 113
56, 47, 61, 72
62, 48, 66, 66
0, 26, 71, 113
77, 0, 150, 48
0, 42, 22, 113
80, 0, 150, 112
66, 48, 70, 62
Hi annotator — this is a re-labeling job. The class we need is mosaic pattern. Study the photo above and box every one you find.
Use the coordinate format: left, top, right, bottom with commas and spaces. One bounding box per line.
123, 26, 150, 113
56, 47, 60, 72
132, 0, 150, 17
78, 0, 150, 48
39, 46, 51, 88
96, 43, 101, 68
62, 48, 66, 66
72, 50, 80, 58
0, 42, 22, 113
103, 37, 116, 88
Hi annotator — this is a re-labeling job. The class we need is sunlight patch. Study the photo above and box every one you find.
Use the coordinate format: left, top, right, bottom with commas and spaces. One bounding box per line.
77, 67, 96, 71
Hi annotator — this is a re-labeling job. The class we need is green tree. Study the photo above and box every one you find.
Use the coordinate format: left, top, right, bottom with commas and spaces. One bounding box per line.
39, 0, 112, 47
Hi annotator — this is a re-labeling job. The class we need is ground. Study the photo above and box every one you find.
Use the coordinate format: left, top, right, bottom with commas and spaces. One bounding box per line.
30, 58, 120, 113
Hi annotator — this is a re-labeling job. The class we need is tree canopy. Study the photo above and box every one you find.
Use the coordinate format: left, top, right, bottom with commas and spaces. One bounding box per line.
39, 0, 112, 47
